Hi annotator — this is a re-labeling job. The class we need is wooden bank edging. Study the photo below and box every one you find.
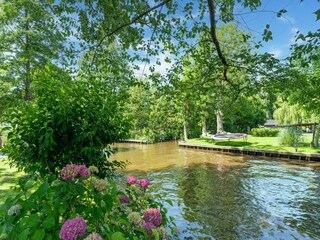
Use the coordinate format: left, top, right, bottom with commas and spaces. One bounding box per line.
178, 142, 320, 161
118, 139, 149, 144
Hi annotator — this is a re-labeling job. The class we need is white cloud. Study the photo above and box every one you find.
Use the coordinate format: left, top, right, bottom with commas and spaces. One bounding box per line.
134, 51, 175, 77
289, 27, 305, 45
269, 49, 282, 58
291, 27, 299, 34
278, 15, 295, 25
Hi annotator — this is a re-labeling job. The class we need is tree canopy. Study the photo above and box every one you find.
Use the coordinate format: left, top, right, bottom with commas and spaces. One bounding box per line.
0, 0, 319, 175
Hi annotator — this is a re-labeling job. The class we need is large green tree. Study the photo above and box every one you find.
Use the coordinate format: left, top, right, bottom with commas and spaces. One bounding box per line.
0, 0, 67, 101
176, 24, 279, 134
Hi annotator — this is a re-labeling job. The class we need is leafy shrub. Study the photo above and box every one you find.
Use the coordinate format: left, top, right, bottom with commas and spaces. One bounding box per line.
3, 66, 130, 178
251, 128, 279, 137
279, 127, 303, 148
0, 164, 176, 240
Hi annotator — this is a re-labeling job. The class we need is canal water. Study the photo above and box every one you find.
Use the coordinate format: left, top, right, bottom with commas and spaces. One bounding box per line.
111, 142, 320, 240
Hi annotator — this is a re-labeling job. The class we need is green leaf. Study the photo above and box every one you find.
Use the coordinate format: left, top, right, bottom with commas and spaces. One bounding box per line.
74, 184, 85, 196
23, 179, 36, 191
277, 9, 287, 18
43, 215, 55, 229
18, 228, 30, 240
32, 229, 45, 240
103, 193, 113, 210
57, 204, 67, 215
91, 207, 103, 219
47, 175, 56, 183
111, 232, 125, 240
37, 181, 50, 198
45, 234, 53, 240
117, 218, 130, 228
165, 199, 173, 206
314, 9, 320, 21
27, 214, 42, 228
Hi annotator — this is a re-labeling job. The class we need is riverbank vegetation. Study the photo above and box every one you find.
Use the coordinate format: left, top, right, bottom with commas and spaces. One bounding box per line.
0, 0, 319, 239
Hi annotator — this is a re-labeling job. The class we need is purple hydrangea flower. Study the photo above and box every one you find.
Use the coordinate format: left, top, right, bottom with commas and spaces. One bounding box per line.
59, 216, 87, 240
78, 165, 91, 178
143, 208, 162, 226
60, 164, 79, 180
139, 179, 150, 188
119, 195, 130, 204
84, 232, 104, 240
127, 176, 137, 185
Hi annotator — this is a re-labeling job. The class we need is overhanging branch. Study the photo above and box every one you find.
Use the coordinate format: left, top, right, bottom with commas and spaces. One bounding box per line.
207, 0, 228, 67
90, 0, 171, 66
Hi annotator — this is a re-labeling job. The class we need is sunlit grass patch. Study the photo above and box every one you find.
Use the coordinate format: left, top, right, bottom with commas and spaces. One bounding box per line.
0, 158, 25, 205
188, 134, 319, 153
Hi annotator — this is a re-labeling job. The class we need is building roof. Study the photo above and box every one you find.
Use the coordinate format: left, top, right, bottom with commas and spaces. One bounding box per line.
264, 119, 278, 127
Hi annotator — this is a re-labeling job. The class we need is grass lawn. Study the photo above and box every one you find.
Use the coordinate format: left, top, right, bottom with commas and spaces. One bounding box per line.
0, 158, 25, 205
187, 134, 320, 153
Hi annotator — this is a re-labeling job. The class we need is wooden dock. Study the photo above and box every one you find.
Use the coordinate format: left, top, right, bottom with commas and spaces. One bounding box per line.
178, 142, 320, 161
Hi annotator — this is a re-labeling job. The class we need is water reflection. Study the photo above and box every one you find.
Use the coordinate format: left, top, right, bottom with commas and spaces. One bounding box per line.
111, 142, 320, 239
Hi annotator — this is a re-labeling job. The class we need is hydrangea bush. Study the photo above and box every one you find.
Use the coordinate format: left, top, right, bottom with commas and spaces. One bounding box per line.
0, 164, 176, 239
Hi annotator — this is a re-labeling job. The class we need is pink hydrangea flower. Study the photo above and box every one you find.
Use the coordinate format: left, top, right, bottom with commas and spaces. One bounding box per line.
84, 232, 103, 240
139, 179, 150, 188
140, 220, 156, 238
59, 216, 87, 240
60, 164, 79, 180
143, 208, 162, 226
78, 165, 91, 178
119, 195, 130, 204
127, 176, 137, 185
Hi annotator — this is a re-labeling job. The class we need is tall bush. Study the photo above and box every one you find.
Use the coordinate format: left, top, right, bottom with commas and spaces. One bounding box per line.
3, 66, 130, 178
279, 127, 303, 150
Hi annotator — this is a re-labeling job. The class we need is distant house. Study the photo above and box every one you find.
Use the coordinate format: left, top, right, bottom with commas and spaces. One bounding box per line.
264, 119, 278, 128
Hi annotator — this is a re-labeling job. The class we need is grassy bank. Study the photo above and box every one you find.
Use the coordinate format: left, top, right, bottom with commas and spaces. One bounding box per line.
187, 134, 320, 153
0, 158, 25, 205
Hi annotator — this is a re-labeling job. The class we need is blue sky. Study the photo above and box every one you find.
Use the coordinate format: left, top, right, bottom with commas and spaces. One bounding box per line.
236, 0, 319, 59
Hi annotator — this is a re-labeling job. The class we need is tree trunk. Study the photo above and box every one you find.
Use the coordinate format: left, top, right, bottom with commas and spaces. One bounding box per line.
313, 123, 320, 148
201, 116, 208, 137
311, 124, 315, 147
216, 109, 224, 133
24, 61, 31, 101
183, 95, 190, 141
183, 121, 188, 141
24, 7, 31, 101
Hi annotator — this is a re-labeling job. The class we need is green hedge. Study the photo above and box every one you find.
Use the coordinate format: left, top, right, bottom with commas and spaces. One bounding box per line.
251, 128, 279, 137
